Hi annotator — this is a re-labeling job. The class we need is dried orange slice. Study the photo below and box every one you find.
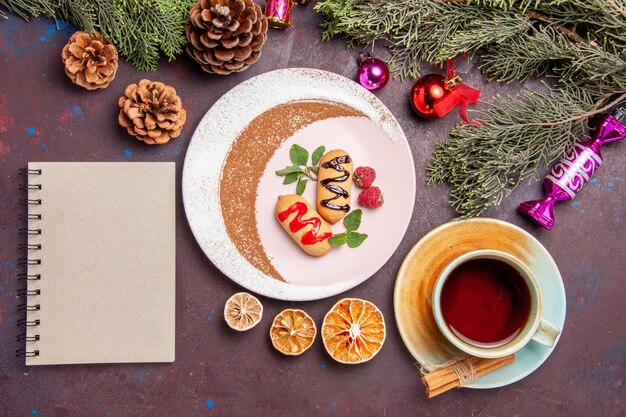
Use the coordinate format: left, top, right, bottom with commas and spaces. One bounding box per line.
269, 309, 316, 355
224, 292, 263, 331
321, 298, 386, 364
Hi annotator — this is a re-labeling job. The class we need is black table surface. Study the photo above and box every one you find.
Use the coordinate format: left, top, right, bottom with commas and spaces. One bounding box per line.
0, 6, 624, 417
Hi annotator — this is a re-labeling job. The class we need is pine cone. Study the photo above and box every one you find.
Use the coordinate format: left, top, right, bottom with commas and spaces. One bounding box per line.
61, 31, 118, 90
118, 80, 187, 145
186, 0, 268, 75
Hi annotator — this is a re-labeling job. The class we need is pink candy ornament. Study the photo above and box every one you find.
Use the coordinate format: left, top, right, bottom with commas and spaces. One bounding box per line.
356, 53, 390, 91
518, 100, 626, 230
265, 0, 294, 29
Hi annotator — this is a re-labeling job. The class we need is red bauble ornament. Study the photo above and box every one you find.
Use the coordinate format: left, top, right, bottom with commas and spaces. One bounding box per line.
410, 74, 449, 119
409, 54, 483, 125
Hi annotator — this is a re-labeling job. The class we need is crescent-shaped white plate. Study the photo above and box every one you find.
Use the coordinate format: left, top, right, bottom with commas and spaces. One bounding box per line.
183, 68, 415, 301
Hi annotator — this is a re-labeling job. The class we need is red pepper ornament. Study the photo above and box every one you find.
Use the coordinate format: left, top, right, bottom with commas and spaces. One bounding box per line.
410, 54, 483, 125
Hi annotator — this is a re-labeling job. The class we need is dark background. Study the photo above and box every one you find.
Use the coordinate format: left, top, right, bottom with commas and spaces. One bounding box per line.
0, 3, 624, 416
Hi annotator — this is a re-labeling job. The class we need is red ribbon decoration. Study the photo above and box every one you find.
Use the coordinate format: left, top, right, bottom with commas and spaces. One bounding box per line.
433, 53, 484, 125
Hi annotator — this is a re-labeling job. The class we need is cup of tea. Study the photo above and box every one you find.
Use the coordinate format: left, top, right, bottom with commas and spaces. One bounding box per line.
431, 249, 560, 358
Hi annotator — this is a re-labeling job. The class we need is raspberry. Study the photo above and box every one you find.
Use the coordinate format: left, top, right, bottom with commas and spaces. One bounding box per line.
354, 166, 376, 189
358, 186, 384, 209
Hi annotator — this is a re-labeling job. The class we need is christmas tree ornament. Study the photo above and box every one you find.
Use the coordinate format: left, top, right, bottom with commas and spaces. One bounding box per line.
518, 101, 626, 230
118, 80, 187, 145
186, 0, 268, 75
265, 0, 294, 29
356, 53, 389, 91
61, 31, 118, 90
410, 54, 482, 124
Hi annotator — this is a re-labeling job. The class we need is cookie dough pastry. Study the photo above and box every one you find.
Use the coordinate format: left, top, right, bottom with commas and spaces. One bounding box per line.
316, 149, 353, 224
276, 194, 333, 256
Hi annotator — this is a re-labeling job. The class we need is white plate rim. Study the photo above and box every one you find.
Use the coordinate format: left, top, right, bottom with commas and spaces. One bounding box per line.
182, 68, 416, 301
393, 217, 566, 389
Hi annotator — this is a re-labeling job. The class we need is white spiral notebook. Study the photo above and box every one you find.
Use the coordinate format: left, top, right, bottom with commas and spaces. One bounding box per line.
19, 162, 176, 365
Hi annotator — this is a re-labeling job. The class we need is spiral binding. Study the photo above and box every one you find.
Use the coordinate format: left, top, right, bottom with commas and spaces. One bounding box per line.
16, 349, 40, 358
19, 168, 42, 175
19, 199, 41, 206
18, 184, 42, 190
18, 244, 42, 250
19, 214, 42, 221
17, 168, 42, 359
17, 273, 41, 281
17, 304, 41, 312
17, 289, 41, 296
18, 228, 41, 236
17, 318, 40, 326
16, 334, 40, 342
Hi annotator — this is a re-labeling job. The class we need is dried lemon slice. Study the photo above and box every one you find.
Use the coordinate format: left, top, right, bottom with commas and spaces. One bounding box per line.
224, 292, 263, 331
321, 298, 386, 364
270, 309, 316, 355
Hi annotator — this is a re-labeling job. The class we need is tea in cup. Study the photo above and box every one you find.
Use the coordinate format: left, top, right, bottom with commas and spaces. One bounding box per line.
432, 250, 560, 358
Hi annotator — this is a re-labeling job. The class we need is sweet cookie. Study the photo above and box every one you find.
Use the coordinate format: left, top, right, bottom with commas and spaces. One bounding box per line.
276, 194, 333, 256
316, 149, 353, 224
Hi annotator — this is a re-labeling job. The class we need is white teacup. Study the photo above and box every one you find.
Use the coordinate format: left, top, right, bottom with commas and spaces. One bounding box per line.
432, 250, 560, 359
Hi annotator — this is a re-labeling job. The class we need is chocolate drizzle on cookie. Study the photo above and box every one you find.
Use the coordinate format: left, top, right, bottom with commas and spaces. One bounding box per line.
320, 155, 352, 212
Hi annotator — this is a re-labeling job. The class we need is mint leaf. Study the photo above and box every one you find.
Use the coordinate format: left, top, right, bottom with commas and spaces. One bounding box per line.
311, 146, 326, 166
290, 144, 309, 166
283, 172, 299, 185
296, 178, 307, 195
329, 234, 347, 246
276, 165, 302, 176
346, 232, 368, 248
343, 209, 362, 232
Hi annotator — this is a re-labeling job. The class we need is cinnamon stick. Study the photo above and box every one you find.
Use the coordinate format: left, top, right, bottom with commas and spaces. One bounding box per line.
421, 354, 515, 398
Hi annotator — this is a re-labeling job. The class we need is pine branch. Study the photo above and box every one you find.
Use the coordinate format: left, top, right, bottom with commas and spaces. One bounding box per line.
0, 0, 196, 72
608, 0, 626, 18
315, 0, 626, 87
465, 0, 541, 11
436, 10, 531, 61
427, 87, 601, 217
478, 25, 577, 82
316, 0, 626, 217
524, 10, 598, 48
481, 26, 626, 94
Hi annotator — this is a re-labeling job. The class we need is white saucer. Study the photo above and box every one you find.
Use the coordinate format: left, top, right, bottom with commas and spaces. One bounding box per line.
394, 218, 566, 389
